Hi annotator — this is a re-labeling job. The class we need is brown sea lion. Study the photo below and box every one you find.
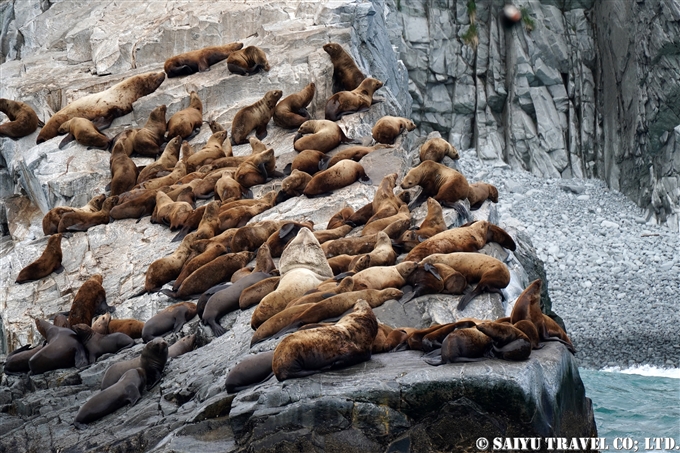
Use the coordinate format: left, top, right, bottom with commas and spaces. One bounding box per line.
234, 148, 276, 188
327, 254, 369, 275
172, 243, 227, 291
419, 137, 459, 163
347, 173, 402, 227
350, 262, 417, 291
424, 327, 493, 365
303, 160, 369, 197
403, 262, 467, 302
100, 337, 168, 390
151, 190, 193, 229
71, 324, 134, 364
191, 169, 231, 199
361, 204, 410, 236
272, 299, 377, 380
265, 221, 315, 258
3, 344, 45, 374
128, 104, 167, 157
227, 45, 270, 75
420, 252, 511, 310
68, 274, 113, 327
141, 302, 197, 343
293, 119, 352, 153
239, 276, 280, 309
275, 169, 313, 203
218, 201, 274, 231
285, 276, 355, 309
400, 160, 469, 207
140, 161, 187, 191
289, 149, 327, 176
326, 206, 355, 229
37, 72, 166, 144
467, 182, 499, 210
225, 350, 275, 393
273, 82, 316, 129
15, 234, 63, 283
321, 233, 379, 258
322, 43, 365, 93
164, 42, 244, 77
475, 321, 532, 361
57, 195, 119, 232
313, 224, 353, 244
372, 116, 416, 144
405, 220, 516, 262
58, 117, 110, 149
170, 251, 254, 299
419, 320, 480, 352
109, 187, 164, 221
324, 144, 390, 169
109, 133, 138, 196
0, 98, 40, 138
74, 368, 146, 428
231, 90, 282, 145
186, 130, 229, 172
167, 91, 203, 139
137, 135, 182, 184
42, 194, 106, 235
325, 78, 383, 121
396, 198, 446, 252
215, 173, 245, 202
144, 232, 199, 292
29, 319, 88, 374
168, 334, 196, 358
230, 221, 282, 252
92, 313, 144, 339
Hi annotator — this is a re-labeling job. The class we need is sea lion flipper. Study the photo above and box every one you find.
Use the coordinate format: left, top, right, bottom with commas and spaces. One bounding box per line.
75, 344, 89, 368
279, 223, 296, 239
172, 316, 184, 333
172, 226, 191, 242
37, 118, 45, 128
319, 155, 330, 170
92, 116, 113, 131
399, 291, 416, 304
422, 348, 444, 366
243, 188, 254, 199
128, 388, 142, 406
283, 163, 292, 176
59, 134, 75, 149
74, 421, 88, 430
257, 162, 268, 180
53, 265, 65, 275
255, 124, 268, 140
359, 175, 372, 185
210, 321, 227, 337
424, 263, 442, 281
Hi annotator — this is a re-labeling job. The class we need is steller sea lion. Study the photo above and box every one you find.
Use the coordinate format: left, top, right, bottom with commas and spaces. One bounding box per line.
312, 224, 353, 244
168, 334, 195, 358
140, 161, 187, 191
400, 160, 469, 207
325, 78, 383, 121
402, 262, 467, 302
275, 169, 313, 203
227, 45, 270, 75
151, 190, 194, 229
294, 119, 352, 153
172, 242, 227, 291
322, 43, 366, 93
186, 130, 229, 172
68, 274, 113, 327
144, 232, 199, 293
128, 104, 167, 157
215, 173, 245, 203
234, 148, 276, 188
265, 221, 315, 258
475, 321, 532, 361
29, 319, 88, 374
288, 149, 327, 176
57, 195, 118, 233
326, 206, 355, 230
109, 132, 138, 196
396, 198, 446, 252
467, 181, 499, 210
165, 42, 244, 77
419, 137, 459, 163
239, 276, 280, 310
273, 83, 316, 129
0, 98, 40, 138
141, 302, 197, 343
58, 117, 110, 149
423, 327, 493, 365
324, 144, 390, 169
37, 72, 165, 144
231, 90, 282, 145
361, 204, 411, 237
303, 160, 369, 197
170, 251, 254, 299
100, 337, 168, 390
137, 135, 181, 184
3, 344, 45, 374
167, 91, 203, 139
225, 350, 275, 393
71, 324, 134, 364
231, 221, 284, 252
92, 312, 144, 339
16, 234, 63, 283
272, 299, 377, 380
42, 194, 106, 235
372, 116, 416, 144
350, 262, 417, 291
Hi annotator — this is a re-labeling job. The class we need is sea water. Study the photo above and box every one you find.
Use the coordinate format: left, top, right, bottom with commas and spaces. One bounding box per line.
579, 367, 680, 452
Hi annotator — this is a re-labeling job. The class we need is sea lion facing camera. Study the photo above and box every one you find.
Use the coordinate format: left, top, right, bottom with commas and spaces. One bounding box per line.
325, 78, 383, 121
322, 43, 366, 93
100, 337, 168, 390
0, 98, 40, 138
164, 42, 244, 77
273, 83, 316, 129
15, 234, 63, 283
372, 116, 416, 144
231, 90, 282, 145
128, 104, 167, 157
68, 274, 113, 327
167, 91, 203, 139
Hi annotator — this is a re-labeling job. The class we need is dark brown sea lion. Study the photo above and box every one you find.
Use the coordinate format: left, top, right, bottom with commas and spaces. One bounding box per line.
275, 169, 313, 203
405, 220, 516, 262
225, 350, 275, 393
289, 149, 327, 176
167, 91, 203, 139
322, 43, 365, 93
74, 368, 146, 428
234, 148, 276, 188
400, 160, 469, 207
372, 116, 416, 144
42, 194, 106, 235
100, 337, 168, 390
475, 321, 531, 361
227, 45, 270, 75
128, 104, 167, 157
239, 276, 280, 310
231, 90, 282, 145
272, 299, 377, 381
137, 135, 181, 183
92, 312, 144, 339
37, 72, 166, 144
418, 320, 480, 352
326, 206, 355, 229
186, 130, 229, 172
396, 198, 446, 252
423, 327, 493, 365
419, 137, 459, 163
273, 82, 315, 129
402, 262, 467, 302
324, 144, 390, 169
71, 324, 134, 364
164, 42, 244, 77
68, 274, 113, 327
3, 344, 44, 374
0, 98, 40, 138
29, 319, 88, 374
172, 243, 227, 291
265, 221, 315, 258
141, 302, 197, 343
144, 232, 199, 293
293, 119, 352, 153
303, 160, 369, 197
57, 195, 118, 232
325, 78, 383, 121
15, 234, 63, 283
109, 132, 138, 196
171, 251, 254, 299
168, 334, 196, 358
467, 182, 499, 210
58, 117, 110, 149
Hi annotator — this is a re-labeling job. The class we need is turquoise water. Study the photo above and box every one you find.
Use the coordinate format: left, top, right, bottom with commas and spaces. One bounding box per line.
580, 367, 680, 451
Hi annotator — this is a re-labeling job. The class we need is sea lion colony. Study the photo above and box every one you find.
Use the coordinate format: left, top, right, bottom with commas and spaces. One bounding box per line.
2, 41, 573, 427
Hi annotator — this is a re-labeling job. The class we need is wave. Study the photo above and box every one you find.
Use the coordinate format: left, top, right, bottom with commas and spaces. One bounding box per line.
601, 365, 680, 379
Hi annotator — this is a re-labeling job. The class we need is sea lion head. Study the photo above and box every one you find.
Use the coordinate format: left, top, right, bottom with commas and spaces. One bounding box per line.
323, 43, 342, 57
265, 90, 283, 109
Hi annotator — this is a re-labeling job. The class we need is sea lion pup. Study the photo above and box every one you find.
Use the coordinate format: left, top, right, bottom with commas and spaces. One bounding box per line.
137, 135, 182, 183
226, 45, 270, 75
272, 299, 377, 381
186, 130, 229, 172
287, 149, 327, 176
75, 368, 146, 428
140, 161, 187, 191
423, 327, 493, 365
37, 71, 166, 144
419, 137, 459, 163
42, 194, 106, 235
109, 133, 138, 196
322, 42, 366, 93
313, 224, 353, 244
324, 143, 390, 169
475, 321, 532, 361
29, 319, 88, 374
71, 324, 134, 364
168, 334, 195, 358
251, 228, 333, 329
169, 251, 254, 299
191, 168, 231, 198
151, 190, 193, 228
141, 302, 197, 343
303, 160, 370, 197
0, 98, 40, 138
167, 91, 203, 139
400, 160, 469, 206
405, 220, 516, 262
231, 90, 282, 145
325, 77, 384, 121
3, 344, 45, 374
265, 221, 315, 258
57, 195, 119, 232
164, 42, 244, 77
234, 148, 276, 188
327, 254, 369, 275
57, 117, 110, 149
350, 262, 418, 291
467, 181, 499, 210
15, 234, 63, 283
239, 276, 280, 309
360, 204, 410, 236
293, 119, 353, 153
172, 243, 227, 291
396, 198, 446, 252
372, 116, 416, 144
420, 252, 511, 310
68, 274, 113, 327
127, 104, 167, 157
327, 206, 355, 229
92, 313, 144, 339
275, 169, 313, 203
143, 232, 199, 293
273, 82, 316, 129
226, 350, 275, 393
402, 262, 467, 302
510, 279, 575, 353
101, 338, 168, 391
